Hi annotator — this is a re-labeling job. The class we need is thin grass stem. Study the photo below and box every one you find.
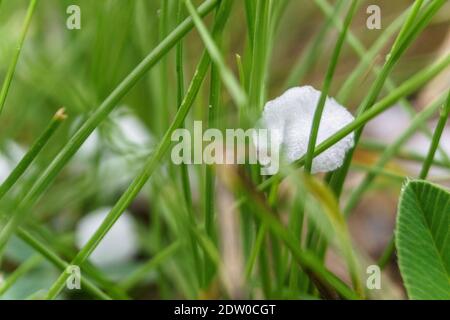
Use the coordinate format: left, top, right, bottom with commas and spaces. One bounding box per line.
327, 0, 446, 197
119, 241, 180, 291
0, 0, 37, 116
304, 0, 358, 173
0, 108, 67, 200
16, 228, 111, 300
377, 90, 450, 269
419, 91, 450, 179
344, 93, 446, 215
285, 0, 345, 88
359, 140, 450, 169
184, 0, 247, 109
0, 254, 41, 296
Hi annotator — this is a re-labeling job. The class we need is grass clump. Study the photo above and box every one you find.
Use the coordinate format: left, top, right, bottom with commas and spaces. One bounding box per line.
0, 0, 449, 300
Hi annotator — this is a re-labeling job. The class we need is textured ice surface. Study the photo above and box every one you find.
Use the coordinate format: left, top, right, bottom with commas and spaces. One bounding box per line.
75, 207, 138, 266
257, 86, 355, 173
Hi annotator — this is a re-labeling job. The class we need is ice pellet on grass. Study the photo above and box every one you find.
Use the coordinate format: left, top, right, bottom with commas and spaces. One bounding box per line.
256, 86, 355, 174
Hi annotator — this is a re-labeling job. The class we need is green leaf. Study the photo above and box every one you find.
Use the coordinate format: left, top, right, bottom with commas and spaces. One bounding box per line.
396, 179, 450, 300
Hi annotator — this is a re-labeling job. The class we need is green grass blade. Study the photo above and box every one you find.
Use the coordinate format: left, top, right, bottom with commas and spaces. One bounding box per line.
359, 140, 450, 170
119, 242, 180, 291
336, 2, 450, 166
184, 0, 247, 109
344, 93, 447, 215
419, 91, 450, 179
301, 175, 363, 296
319, 0, 450, 165
377, 91, 450, 268
299, 54, 450, 169
243, 0, 256, 48
0, 0, 37, 116
0, 254, 41, 296
16, 228, 112, 300
43, 3, 236, 297
389, 0, 425, 55
203, 6, 226, 286
336, 9, 406, 103
221, 169, 360, 300
22, 222, 130, 299
21, 0, 216, 208
317, 0, 446, 196
0, 0, 220, 254
244, 224, 266, 280
44, 51, 212, 298
351, 164, 405, 183
304, 0, 358, 173
248, 0, 270, 112
0, 109, 66, 200
285, 0, 345, 88
175, 0, 193, 215
156, 0, 171, 135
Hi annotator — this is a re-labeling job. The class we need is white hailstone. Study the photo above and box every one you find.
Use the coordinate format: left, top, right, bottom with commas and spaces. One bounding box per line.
75, 207, 138, 266
256, 86, 355, 174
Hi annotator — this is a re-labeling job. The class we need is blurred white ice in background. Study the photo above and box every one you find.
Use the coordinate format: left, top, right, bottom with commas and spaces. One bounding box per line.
256, 86, 355, 174
72, 107, 155, 193
365, 104, 411, 144
111, 110, 154, 152
76, 129, 101, 161
405, 120, 450, 177
0, 141, 26, 184
0, 155, 11, 184
406, 119, 450, 158
74, 107, 154, 160
75, 207, 138, 266
365, 103, 450, 178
